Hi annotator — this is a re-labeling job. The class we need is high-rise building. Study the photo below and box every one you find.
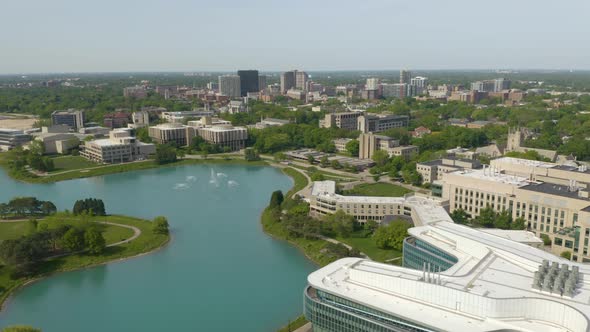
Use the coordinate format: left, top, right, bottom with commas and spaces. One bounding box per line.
365, 78, 380, 91
381, 83, 408, 99
258, 75, 267, 91
237, 70, 259, 97
400, 69, 412, 84
218, 75, 241, 98
494, 78, 511, 92
51, 109, 85, 130
280, 71, 296, 93
357, 114, 409, 133
295, 71, 308, 90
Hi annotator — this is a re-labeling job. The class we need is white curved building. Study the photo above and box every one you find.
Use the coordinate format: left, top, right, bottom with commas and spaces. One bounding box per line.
305, 181, 590, 332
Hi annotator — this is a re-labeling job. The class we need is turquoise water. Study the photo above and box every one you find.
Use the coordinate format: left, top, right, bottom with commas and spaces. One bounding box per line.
0, 165, 315, 331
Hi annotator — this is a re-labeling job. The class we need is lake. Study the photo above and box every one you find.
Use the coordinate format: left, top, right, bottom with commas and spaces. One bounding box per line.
0, 164, 316, 331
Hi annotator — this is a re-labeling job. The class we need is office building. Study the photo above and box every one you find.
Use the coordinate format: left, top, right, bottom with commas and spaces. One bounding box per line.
358, 133, 418, 160
332, 138, 353, 153
295, 71, 308, 90
286, 89, 305, 101
51, 109, 85, 130
381, 83, 408, 99
103, 112, 131, 129
410, 76, 428, 95
400, 69, 411, 84
417, 157, 482, 184
357, 114, 409, 133
218, 75, 241, 98
438, 160, 590, 262
237, 70, 259, 97
365, 78, 380, 91
254, 118, 291, 129
148, 123, 195, 146
81, 129, 155, 164
123, 86, 147, 99
187, 116, 231, 128
319, 112, 362, 130
155, 85, 178, 99
494, 78, 511, 92
196, 125, 248, 151
128, 111, 150, 129
34, 133, 79, 154
258, 75, 267, 91
471, 80, 496, 92
280, 71, 296, 93
305, 221, 588, 332
0, 128, 31, 151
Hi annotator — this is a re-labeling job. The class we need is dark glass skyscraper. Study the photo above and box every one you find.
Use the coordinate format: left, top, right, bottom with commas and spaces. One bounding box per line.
237, 70, 259, 96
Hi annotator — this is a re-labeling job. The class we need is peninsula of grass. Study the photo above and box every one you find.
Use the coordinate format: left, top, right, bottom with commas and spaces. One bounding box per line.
281, 167, 309, 197
342, 182, 411, 197
0, 214, 170, 310
0, 153, 268, 184
335, 234, 402, 263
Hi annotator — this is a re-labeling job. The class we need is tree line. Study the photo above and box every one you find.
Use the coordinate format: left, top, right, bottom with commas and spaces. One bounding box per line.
0, 197, 56, 219
72, 198, 106, 216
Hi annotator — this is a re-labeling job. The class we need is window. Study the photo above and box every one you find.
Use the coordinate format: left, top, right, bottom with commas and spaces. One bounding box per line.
565, 240, 573, 249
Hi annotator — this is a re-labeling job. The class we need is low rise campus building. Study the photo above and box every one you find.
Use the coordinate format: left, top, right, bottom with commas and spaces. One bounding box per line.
357, 114, 409, 133
0, 128, 31, 151
81, 129, 155, 163
437, 159, 590, 262
196, 125, 248, 151
358, 133, 418, 160
417, 157, 482, 183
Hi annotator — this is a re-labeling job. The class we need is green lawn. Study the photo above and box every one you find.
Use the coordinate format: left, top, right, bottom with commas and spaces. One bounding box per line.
336, 235, 402, 263
50, 155, 98, 173
282, 167, 309, 198
276, 315, 308, 332
0, 214, 169, 308
343, 183, 411, 197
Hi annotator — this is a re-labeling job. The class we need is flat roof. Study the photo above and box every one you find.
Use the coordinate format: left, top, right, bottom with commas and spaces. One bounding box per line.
309, 220, 590, 331
492, 156, 556, 169
519, 182, 590, 200
448, 168, 530, 186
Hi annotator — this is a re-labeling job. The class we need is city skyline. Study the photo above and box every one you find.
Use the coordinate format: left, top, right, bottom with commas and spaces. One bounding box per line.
2, 0, 590, 74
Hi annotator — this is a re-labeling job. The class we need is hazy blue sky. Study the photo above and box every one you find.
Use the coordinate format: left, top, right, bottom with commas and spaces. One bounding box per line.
1, 0, 589, 73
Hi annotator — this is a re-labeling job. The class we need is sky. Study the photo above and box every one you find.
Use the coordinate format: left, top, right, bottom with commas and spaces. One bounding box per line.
1, 0, 590, 74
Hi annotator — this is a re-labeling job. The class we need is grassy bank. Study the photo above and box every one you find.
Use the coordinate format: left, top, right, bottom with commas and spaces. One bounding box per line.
276, 315, 308, 332
0, 153, 267, 184
281, 167, 309, 198
0, 214, 170, 310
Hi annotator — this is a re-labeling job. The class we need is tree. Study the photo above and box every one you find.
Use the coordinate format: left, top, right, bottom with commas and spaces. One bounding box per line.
0, 203, 9, 219
307, 155, 315, 164
84, 228, 106, 254
345, 139, 360, 157
269, 190, 284, 209
40, 201, 57, 215
154, 144, 177, 164
152, 216, 169, 235
320, 156, 329, 167
450, 209, 469, 225
2, 325, 41, 332
561, 251, 572, 260
323, 210, 355, 237
473, 207, 496, 228
61, 228, 85, 252
330, 160, 342, 169
371, 150, 389, 167
244, 148, 260, 161
374, 221, 410, 250
365, 220, 378, 233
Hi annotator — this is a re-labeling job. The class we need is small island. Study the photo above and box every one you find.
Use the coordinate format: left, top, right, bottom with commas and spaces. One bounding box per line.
0, 196, 171, 312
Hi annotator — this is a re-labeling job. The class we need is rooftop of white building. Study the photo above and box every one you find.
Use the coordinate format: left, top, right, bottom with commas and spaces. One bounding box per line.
310, 221, 590, 332
448, 167, 530, 186
492, 156, 557, 169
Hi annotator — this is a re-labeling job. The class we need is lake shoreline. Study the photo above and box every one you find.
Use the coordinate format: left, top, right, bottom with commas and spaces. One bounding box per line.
0, 217, 171, 313
0, 154, 268, 184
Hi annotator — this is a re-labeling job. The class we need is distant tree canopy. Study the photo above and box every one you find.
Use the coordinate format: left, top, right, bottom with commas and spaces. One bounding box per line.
72, 198, 106, 216
0, 197, 56, 218
244, 148, 260, 161
269, 190, 284, 209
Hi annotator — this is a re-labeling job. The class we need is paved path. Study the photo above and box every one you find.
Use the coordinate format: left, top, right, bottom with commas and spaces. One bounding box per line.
318, 235, 368, 258
99, 221, 141, 247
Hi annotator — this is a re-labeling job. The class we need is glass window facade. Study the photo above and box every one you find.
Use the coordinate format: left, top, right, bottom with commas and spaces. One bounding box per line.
402, 237, 458, 272
304, 286, 434, 332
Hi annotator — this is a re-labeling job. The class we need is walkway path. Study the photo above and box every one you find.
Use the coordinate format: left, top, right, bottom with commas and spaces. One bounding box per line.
99, 221, 141, 247
318, 235, 367, 258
